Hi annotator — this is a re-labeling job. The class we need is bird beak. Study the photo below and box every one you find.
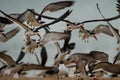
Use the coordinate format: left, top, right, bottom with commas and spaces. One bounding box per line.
39, 42, 43, 47
93, 35, 97, 40
36, 32, 41, 39
1, 32, 7, 38
79, 24, 84, 29
70, 59, 76, 63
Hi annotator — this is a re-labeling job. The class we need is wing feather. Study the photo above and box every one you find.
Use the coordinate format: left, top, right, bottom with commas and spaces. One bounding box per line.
0, 27, 20, 42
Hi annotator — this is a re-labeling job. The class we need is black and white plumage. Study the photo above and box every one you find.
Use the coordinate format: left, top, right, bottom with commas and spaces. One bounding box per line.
90, 62, 120, 77
37, 1, 75, 20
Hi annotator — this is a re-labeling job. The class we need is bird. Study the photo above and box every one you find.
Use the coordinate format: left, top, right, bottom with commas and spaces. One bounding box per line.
66, 51, 108, 63
37, 1, 75, 21
0, 9, 39, 27
90, 62, 120, 78
0, 10, 41, 39
0, 27, 20, 42
0, 51, 17, 67
66, 23, 97, 42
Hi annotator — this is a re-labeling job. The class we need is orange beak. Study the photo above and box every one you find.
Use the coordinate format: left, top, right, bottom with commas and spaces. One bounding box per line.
93, 35, 97, 40
39, 42, 43, 47
79, 24, 84, 30
93, 77, 98, 80
36, 32, 41, 39
1, 32, 7, 38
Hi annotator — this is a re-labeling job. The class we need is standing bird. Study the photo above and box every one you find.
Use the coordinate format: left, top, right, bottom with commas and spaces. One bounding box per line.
37, 1, 75, 21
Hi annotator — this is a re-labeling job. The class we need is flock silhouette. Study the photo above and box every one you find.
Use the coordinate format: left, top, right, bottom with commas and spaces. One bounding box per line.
0, 0, 120, 80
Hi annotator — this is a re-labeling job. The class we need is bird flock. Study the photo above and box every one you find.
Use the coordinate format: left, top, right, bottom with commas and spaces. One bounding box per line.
0, 0, 120, 80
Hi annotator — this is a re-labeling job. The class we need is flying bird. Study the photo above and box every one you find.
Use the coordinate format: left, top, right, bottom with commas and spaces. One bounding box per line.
37, 1, 75, 21
0, 10, 41, 39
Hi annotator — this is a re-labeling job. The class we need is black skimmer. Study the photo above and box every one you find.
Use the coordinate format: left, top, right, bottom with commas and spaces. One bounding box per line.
37, 1, 75, 21
0, 10, 41, 39
0, 9, 39, 27
67, 51, 108, 63
90, 62, 120, 78
39, 30, 71, 47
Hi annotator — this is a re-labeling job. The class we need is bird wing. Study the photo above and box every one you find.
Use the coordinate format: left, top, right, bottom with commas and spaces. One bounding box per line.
42, 1, 74, 14
40, 46, 48, 66
37, 1, 74, 20
113, 51, 120, 64
16, 48, 26, 64
22, 64, 54, 71
93, 24, 114, 37
0, 10, 33, 31
0, 27, 20, 42
0, 16, 12, 24
35, 10, 72, 32
117, 0, 120, 14
0, 51, 16, 66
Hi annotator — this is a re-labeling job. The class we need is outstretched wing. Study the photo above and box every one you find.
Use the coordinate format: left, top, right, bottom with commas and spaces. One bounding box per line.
0, 10, 33, 31
35, 10, 72, 32
117, 0, 120, 14
0, 27, 20, 42
16, 47, 26, 64
93, 24, 114, 37
0, 16, 12, 24
42, 1, 74, 13
0, 51, 16, 66
37, 1, 74, 20
40, 47, 48, 66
